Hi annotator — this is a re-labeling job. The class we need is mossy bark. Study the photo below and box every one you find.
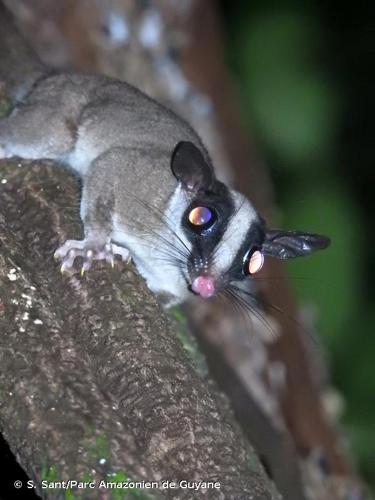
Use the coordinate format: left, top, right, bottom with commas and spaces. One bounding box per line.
0, 159, 279, 499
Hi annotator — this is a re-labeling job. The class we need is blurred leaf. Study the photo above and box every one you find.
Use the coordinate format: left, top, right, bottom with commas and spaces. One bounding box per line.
233, 9, 317, 71
333, 310, 375, 425
283, 182, 361, 344
344, 422, 375, 489
232, 9, 340, 166
224, 2, 373, 489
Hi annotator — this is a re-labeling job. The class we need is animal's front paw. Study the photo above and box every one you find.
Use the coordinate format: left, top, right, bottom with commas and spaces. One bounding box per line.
54, 239, 131, 275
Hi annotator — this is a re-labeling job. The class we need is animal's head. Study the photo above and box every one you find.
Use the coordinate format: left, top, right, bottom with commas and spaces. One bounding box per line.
168, 141, 330, 300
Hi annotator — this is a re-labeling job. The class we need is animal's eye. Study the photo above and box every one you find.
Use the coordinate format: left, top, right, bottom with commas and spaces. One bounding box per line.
244, 250, 264, 275
188, 206, 215, 229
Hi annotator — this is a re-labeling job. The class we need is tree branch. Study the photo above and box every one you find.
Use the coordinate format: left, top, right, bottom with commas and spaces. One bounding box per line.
0, 159, 279, 498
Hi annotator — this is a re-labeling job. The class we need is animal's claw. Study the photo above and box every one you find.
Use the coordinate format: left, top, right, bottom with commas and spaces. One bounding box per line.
112, 243, 132, 263
54, 239, 130, 275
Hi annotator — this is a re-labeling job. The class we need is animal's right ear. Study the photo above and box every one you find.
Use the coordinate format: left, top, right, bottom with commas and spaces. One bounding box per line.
171, 141, 214, 193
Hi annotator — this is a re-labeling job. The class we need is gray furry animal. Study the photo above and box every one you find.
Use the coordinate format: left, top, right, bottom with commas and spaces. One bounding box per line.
0, 2, 329, 305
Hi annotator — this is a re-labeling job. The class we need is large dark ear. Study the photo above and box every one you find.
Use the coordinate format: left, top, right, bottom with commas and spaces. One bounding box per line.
262, 229, 331, 259
171, 141, 214, 192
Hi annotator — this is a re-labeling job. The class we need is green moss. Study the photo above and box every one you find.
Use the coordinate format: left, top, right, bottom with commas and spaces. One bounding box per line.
169, 307, 207, 375
105, 472, 153, 499
247, 454, 263, 474
81, 429, 111, 466
40, 464, 59, 483
81, 472, 96, 483
39, 465, 153, 499
91, 435, 110, 461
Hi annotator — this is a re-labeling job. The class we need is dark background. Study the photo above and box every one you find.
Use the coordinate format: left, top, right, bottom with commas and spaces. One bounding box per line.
219, 0, 375, 489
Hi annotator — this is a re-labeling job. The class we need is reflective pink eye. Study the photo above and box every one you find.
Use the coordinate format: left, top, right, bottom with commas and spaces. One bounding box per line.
188, 206, 213, 226
248, 250, 264, 274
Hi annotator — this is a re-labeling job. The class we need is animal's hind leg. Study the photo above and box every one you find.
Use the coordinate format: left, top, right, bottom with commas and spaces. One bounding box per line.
0, 106, 75, 160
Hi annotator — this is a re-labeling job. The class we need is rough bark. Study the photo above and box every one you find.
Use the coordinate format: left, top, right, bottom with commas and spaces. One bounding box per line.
0, 159, 279, 499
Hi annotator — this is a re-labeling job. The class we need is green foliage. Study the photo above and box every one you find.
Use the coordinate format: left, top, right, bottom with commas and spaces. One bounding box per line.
221, 0, 375, 490
230, 10, 340, 168
333, 311, 375, 485
283, 183, 361, 344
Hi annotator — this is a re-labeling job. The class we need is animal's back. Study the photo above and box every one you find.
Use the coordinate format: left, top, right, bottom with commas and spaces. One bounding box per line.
62, 74, 204, 176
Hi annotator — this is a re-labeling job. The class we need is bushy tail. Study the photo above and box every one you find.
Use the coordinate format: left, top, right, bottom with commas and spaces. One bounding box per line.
0, 1, 47, 102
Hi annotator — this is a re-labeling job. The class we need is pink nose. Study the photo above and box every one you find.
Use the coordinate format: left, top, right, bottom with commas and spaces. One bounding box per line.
191, 276, 216, 298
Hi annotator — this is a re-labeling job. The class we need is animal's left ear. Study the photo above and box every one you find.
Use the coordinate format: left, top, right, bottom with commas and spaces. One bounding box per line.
262, 229, 331, 259
171, 141, 215, 193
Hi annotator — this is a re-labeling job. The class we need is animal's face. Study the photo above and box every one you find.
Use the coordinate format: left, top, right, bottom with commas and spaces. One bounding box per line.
181, 187, 264, 298
165, 141, 330, 302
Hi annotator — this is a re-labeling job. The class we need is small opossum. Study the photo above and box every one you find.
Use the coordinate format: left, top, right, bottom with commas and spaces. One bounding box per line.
0, 2, 329, 306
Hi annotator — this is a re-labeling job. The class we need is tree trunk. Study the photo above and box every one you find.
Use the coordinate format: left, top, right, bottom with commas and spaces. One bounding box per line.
0, 159, 279, 499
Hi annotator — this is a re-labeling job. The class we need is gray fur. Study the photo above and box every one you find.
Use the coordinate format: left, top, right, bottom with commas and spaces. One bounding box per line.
0, 2, 330, 305
0, 66, 212, 302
